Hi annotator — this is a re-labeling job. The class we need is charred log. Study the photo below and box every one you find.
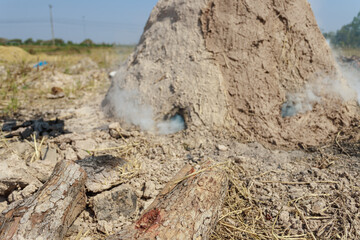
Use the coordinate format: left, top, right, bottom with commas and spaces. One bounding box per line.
0, 160, 87, 240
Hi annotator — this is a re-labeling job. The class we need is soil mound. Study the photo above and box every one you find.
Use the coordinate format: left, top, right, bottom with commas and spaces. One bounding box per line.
103, 0, 359, 148
0, 46, 32, 63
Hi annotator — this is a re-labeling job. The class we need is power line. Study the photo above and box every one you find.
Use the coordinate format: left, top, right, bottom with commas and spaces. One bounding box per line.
0, 18, 142, 27
82, 16, 86, 40
49, 5, 55, 45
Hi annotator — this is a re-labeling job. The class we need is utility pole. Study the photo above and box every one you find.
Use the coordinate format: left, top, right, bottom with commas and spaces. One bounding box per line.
49, 5, 55, 46
82, 16, 87, 41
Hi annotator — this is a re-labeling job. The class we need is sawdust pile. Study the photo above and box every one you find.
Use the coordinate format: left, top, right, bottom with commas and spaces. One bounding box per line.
0, 46, 32, 63
103, 0, 359, 148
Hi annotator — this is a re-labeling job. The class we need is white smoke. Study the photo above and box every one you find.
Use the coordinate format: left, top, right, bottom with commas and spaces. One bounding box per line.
282, 84, 320, 117
157, 115, 185, 135
282, 77, 356, 117
345, 71, 360, 103
336, 61, 360, 104
104, 85, 185, 134
107, 85, 155, 131
326, 41, 360, 104
282, 41, 360, 117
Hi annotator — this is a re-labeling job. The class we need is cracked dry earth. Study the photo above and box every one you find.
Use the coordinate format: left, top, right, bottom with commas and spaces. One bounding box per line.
0, 64, 359, 240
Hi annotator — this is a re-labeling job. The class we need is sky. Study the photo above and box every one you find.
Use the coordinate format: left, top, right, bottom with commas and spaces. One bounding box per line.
0, 0, 360, 44
307, 0, 360, 32
0, 0, 158, 44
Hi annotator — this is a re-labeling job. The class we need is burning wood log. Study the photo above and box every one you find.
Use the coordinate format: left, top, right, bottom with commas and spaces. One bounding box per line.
107, 161, 228, 240
0, 160, 87, 240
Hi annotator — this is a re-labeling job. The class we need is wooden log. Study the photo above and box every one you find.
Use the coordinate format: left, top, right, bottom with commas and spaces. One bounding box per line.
107, 161, 228, 240
0, 160, 87, 240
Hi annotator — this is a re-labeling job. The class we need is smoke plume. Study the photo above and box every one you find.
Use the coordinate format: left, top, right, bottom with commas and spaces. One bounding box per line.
281, 77, 356, 117
104, 84, 185, 134
337, 62, 360, 104
328, 42, 360, 104
157, 115, 185, 135
282, 41, 360, 117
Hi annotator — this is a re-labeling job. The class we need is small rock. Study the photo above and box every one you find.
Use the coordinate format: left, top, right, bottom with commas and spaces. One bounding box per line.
8, 184, 38, 203
311, 199, 326, 214
59, 142, 68, 150
0, 182, 8, 196
75, 139, 97, 151
109, 122, 120, 130
109, 122, 131, 138
47, 87, 65, 99
76, 149, 89, 160
65, 213, 90, 238
279, 211, 290, 224
0, 197, 8, 213
97, 220, 113, 234
7, 190, 21, 202
143, 181, 157, 199
41, 146, 57, 162
28, 148, 59, 183
0, 155, 42, 196
109, 71, 117, 79
216, 144, 228, 151
64, 147, 78, 161
12, 142, 32, 155
288, 187, 304, 200
91, 184, 137, 221
81, 210, 91, 221
21, 184, 38, 197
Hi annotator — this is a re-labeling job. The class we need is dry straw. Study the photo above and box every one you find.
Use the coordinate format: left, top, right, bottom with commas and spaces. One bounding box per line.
210, 160, 359, 240
84, 138, 149, 184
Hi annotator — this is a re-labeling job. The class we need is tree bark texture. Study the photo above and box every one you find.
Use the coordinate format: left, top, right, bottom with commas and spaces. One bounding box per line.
108, 161, 228, 240
0, 160, 87, 240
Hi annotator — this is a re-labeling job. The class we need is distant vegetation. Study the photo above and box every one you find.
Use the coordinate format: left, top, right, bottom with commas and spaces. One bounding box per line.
324, 12, 360, 48
0, 37, 113, 47
0, 37, 135, 57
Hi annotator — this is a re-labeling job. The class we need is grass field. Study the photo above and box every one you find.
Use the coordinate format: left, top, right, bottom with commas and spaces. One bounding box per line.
0, 44, 134, 68
334, 47, 360, 57
0, 45, 134, 117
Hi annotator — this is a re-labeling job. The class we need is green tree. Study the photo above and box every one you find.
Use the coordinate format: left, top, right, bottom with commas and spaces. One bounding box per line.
7, 39, 22, 45
0, 38, 7, 45
80, 38, 94, 46
54, 38, 65, 45
325, 11, 360, 48
35, 39, 44, 45
24, 38, 34, 45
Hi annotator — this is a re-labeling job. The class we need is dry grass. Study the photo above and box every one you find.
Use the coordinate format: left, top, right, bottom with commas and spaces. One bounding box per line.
0, 45, 133, 117
338, 48, 360, 57
211, 160, 360, 240
84, 138, 150, 184
0, 45, 133, 68
211, 161, 276, 240
25, 134, 47, 163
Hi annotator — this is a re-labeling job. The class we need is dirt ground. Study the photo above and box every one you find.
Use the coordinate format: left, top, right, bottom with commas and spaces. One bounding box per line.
0, 48, 359, 239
